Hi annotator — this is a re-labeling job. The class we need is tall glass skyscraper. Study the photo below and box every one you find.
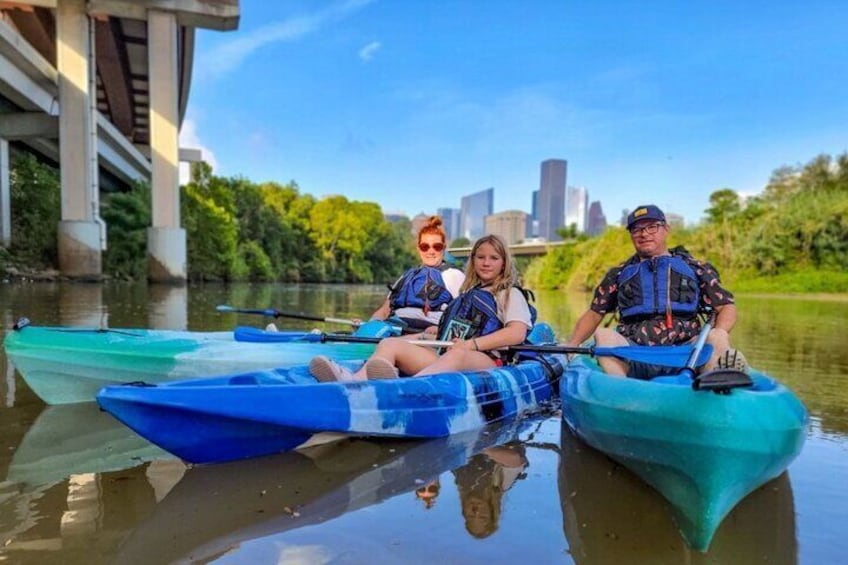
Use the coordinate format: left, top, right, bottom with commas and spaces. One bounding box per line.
460, 188, 494, 241
538, 159, 567, 241
565, 185, 588, 233
436, 207, 461, 242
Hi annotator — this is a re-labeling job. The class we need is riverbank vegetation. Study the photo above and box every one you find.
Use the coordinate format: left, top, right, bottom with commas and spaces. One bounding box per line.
526, 153, 848, 294
3, 152, 845, 293
3, 157, 415, 284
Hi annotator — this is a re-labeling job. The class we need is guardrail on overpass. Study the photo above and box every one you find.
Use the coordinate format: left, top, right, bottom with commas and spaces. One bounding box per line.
448, 239, 570, 258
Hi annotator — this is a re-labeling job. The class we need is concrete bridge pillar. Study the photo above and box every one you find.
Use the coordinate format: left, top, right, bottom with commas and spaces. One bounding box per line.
147, 9, 186, 284
56, 0, 103, 279
1, 138, 9, 247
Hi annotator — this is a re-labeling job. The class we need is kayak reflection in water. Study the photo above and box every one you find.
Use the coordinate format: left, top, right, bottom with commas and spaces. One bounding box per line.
452, 442, 528, 538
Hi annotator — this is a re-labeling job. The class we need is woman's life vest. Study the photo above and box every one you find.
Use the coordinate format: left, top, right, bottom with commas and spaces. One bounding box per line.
615, 253, 700, 322
437, 285, 537, 342
388, 263, 454, 315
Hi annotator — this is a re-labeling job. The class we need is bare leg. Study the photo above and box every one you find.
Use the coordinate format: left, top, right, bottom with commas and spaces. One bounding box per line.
350, 337, 440, 380
594, 328, 629, 376
704, 328, 731, 371
415, 347, 496, 376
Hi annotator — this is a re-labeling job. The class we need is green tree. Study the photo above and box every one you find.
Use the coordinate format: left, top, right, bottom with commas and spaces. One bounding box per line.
181, 162, 242, 281
9, 154, 60, 268
101, 181, 151, 279
705, 188, 741, 224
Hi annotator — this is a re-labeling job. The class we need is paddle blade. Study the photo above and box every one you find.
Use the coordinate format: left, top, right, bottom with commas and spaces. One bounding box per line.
595, 344, 714, 368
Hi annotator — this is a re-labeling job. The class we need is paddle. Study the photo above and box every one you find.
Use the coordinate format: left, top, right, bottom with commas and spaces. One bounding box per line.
684, 322, 754, 393
307, 333, 712, 368
216, 305, 360, 328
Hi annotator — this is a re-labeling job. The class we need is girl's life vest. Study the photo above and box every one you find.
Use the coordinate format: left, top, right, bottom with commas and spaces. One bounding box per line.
616, 253, 700, 322
437, 285, 538, 342
388, 263, 454, 315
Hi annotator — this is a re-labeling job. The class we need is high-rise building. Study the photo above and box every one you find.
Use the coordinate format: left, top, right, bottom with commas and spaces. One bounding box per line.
537, 159, 566, 241
485, 210, 528, 245
410, 212, 431, 235
565, 185, 588, 233
437, 207, 461, 242
665, 212, 685, 229
528, 189, 540, 238
586, 200, 607, 236
460, 188, 494, 241
383, 212, 409, 224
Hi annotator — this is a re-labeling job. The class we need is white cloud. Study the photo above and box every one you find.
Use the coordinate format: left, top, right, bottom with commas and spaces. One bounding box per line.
199, 0, 377, 79
358, 40, 381, 62
178, 118, 219, 184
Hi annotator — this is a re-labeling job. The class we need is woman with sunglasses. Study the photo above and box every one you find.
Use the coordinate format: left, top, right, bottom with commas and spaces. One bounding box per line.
368, 215, 465, 332
310, 234, 533, 381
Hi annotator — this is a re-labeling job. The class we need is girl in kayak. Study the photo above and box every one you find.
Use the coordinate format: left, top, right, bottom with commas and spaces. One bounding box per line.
367, 215, 465, 332
310, 234, 533, 381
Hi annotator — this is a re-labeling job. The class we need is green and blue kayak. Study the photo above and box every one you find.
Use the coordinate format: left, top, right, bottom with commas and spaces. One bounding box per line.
561, 356, 808, 552
4, 322, 389, 405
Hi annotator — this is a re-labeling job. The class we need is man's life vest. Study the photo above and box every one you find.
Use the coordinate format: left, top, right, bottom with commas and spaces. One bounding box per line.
437, 285, 537, 342
616, 253, 700, 322
388, 263, 454, 315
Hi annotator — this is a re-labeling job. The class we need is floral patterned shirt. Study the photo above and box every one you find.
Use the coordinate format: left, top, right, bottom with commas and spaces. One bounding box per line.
589, 250, 734, 346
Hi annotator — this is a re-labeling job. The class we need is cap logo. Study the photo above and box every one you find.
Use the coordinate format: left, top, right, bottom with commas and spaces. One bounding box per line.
634, 208, 648, 218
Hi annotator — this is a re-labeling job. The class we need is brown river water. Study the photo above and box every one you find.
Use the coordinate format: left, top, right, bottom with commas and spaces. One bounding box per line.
0, 282, 846, 564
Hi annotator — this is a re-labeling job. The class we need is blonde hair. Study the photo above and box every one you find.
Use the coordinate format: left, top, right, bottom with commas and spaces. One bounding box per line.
418, 216, 447, 245
460, 234, 517, 309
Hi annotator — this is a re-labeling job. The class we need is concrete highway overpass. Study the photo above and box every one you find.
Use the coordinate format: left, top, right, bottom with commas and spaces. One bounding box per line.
449, 239, 570, 259
0, 0, 240, 281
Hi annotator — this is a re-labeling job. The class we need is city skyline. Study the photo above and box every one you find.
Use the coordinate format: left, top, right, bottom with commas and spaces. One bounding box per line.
394, 157, 614, 241
183, 2, 848, 228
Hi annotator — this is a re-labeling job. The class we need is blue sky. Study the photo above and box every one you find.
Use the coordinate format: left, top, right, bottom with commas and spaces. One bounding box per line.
181, 0, 848, 226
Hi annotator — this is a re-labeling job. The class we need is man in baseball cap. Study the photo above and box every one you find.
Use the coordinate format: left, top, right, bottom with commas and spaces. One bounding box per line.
563, 203, 746, 379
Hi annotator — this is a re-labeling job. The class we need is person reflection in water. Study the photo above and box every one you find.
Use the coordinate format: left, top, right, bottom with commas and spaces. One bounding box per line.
414, 479, 441, 509
452, 443, 528, 538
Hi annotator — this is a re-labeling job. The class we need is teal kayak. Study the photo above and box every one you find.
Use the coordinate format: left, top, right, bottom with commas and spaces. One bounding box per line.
4, 323, 386, 405
561, 356, 807, 552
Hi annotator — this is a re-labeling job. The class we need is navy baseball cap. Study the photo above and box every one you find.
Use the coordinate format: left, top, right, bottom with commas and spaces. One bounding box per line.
627, 205, 666, 229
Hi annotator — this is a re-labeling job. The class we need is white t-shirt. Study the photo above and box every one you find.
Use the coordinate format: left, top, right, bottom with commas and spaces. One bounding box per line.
497, 287, 533, 329
392, 267, 466, 325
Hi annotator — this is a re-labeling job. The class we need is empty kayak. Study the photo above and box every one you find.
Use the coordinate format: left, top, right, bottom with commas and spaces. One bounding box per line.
560, 356, 807, 552
97, 354, 564, 464
4, 320, 396, 405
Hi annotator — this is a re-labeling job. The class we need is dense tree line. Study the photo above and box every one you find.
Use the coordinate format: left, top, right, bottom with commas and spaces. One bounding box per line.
3, 157, 416, 284
4, 152, 845, 292
526, 153, 848, 294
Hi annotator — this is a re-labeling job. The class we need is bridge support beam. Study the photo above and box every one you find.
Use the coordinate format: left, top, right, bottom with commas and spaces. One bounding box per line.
147, 9, 185, 284
56, 0, 102, 278
1, 138, 9, 247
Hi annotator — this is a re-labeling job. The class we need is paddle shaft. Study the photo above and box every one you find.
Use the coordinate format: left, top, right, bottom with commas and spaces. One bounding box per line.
216, 305, 359, 327
320, 334, 593, 355
318, 334, 709, 368
684, 322, 712, 374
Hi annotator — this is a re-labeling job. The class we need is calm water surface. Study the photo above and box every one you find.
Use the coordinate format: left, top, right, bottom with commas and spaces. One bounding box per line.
0, 282, 846, 564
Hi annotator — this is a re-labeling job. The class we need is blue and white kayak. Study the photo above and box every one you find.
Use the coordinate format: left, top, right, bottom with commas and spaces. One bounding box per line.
97, 354, 564, 464
4, 320, 397, 405
561, 356, 808, 552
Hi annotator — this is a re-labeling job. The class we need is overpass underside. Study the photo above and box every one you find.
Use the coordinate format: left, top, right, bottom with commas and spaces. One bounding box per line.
0, 0, 239, 282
